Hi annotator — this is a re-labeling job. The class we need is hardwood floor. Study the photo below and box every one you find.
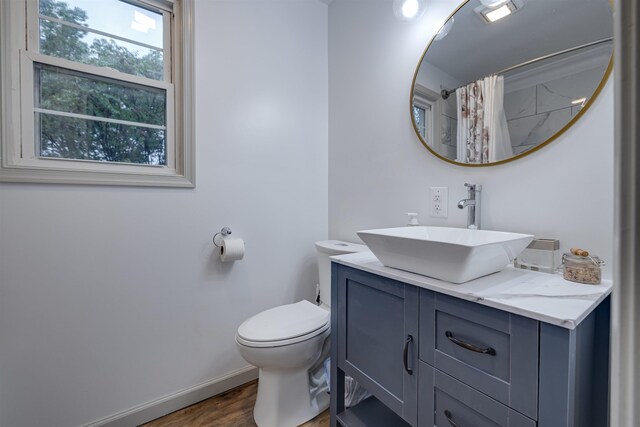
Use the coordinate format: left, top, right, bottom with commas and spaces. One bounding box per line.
142, 380, 329, 427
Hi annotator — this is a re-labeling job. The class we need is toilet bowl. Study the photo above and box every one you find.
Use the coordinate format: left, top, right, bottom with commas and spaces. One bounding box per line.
236, 301, 330, 427
235, 240, 367, 427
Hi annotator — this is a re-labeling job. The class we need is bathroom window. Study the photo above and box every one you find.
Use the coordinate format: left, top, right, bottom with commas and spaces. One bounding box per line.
412, 95, 434, 147
413, 104, 430, 142
0, 0, 195, 187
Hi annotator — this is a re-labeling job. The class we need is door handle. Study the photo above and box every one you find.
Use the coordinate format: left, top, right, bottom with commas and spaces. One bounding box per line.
403, 335, 414, 375
444, 410, 460, 427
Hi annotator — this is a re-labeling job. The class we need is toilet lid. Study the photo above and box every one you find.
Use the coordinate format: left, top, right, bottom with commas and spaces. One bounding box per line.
237, 300, 330, 343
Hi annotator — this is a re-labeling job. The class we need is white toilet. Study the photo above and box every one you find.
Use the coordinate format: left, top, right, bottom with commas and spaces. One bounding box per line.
235, 240, 367, 427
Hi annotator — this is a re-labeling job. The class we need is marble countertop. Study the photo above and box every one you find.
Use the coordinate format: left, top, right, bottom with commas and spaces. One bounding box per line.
331, 251, 613, 330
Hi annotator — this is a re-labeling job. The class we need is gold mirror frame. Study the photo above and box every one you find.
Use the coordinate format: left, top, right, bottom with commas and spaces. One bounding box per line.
410, 0, 614, 167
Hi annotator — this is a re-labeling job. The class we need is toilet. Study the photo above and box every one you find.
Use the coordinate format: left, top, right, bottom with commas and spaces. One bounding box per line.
235, 240, 367, 427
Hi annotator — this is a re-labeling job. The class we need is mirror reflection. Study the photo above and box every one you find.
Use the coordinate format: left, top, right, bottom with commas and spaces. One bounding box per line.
411, 0, 612, 165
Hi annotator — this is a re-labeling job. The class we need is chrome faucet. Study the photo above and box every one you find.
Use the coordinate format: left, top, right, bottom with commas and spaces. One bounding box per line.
457, 183, 482, 230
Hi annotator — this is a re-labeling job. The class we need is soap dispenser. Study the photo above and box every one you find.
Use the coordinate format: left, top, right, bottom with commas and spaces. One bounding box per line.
407, 213, 420, 226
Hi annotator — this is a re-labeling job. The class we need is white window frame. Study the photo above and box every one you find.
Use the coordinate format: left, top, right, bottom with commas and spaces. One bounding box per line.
0, 0, 195, 187
412, 85, 438, 150
413, 99, 432, 144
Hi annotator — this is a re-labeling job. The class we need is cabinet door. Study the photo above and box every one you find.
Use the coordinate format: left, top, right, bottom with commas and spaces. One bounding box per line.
336, 265, 419, 425
418, 362, 536, 427
420, 291, 539, 420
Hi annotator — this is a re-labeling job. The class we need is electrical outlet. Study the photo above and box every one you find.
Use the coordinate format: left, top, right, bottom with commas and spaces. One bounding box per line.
430, 187, 448, 218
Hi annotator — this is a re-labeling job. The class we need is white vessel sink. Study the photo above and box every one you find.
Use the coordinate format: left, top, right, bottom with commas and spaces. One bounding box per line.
357, 226, 534, 283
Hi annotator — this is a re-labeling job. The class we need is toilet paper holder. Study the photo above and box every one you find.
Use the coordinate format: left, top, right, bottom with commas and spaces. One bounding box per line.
213, 227, 232, 247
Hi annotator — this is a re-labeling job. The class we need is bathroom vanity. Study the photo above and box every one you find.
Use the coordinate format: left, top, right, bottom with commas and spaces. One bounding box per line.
329, 252, 612, 427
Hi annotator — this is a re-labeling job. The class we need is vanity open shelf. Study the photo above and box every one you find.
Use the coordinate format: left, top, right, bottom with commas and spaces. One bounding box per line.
335, 396, 410, 427
330, 254, 612, 427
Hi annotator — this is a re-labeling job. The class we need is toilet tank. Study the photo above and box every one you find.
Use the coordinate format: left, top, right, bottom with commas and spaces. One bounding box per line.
314, 240, 368, 308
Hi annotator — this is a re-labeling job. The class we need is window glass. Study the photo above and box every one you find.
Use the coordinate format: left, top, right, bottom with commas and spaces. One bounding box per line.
38, 114, 166, 164
35, 63, 167, 165
38, 0, 164, 80
413, 105, 427, 140
37, 64, 166, 125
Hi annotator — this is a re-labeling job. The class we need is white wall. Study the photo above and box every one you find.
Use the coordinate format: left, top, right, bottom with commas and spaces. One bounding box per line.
0, 1, 328, 426
328, 0, 613, 277
415, 61, 461, 94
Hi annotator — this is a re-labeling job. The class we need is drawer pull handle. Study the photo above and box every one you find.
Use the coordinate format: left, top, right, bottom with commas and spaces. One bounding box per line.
403, 335, 413, 375
445, 331, 496, 356
444, 410, 460, 427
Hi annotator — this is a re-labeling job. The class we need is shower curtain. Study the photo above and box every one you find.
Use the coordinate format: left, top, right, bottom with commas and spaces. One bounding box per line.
455, 75, 512, 164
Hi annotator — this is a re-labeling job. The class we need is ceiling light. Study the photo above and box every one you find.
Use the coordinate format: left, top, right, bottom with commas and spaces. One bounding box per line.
485, 4, 512, 22
475, 0, 523, 24
402, 0, 419, 18
393, 0, 426, 22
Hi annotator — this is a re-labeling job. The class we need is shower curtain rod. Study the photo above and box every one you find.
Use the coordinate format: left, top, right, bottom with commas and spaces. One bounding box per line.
440, 37, 613, 100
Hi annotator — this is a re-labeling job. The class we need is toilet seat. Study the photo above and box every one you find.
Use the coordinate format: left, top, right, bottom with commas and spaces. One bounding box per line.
237, 300, 330, 348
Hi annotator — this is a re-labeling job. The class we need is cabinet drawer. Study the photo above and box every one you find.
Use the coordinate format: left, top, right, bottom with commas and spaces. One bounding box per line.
419, 363, 536, 427
420, 291, 539, 420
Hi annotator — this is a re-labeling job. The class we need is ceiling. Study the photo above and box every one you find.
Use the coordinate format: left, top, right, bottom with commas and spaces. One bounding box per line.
422, 0, 613, 84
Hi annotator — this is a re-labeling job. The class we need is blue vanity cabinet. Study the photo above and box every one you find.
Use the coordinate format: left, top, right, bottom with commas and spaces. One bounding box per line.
331, 263, 420, 426
331, 263, 611, 427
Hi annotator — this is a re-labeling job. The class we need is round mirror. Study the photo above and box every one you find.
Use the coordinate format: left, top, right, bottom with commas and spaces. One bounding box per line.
411, 0, 613, 166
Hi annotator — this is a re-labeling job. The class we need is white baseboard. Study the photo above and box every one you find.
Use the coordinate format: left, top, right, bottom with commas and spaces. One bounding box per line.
83, 366, 258, 427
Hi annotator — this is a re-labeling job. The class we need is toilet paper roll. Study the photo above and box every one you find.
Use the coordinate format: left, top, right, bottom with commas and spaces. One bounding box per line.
220, 237, 245, 262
